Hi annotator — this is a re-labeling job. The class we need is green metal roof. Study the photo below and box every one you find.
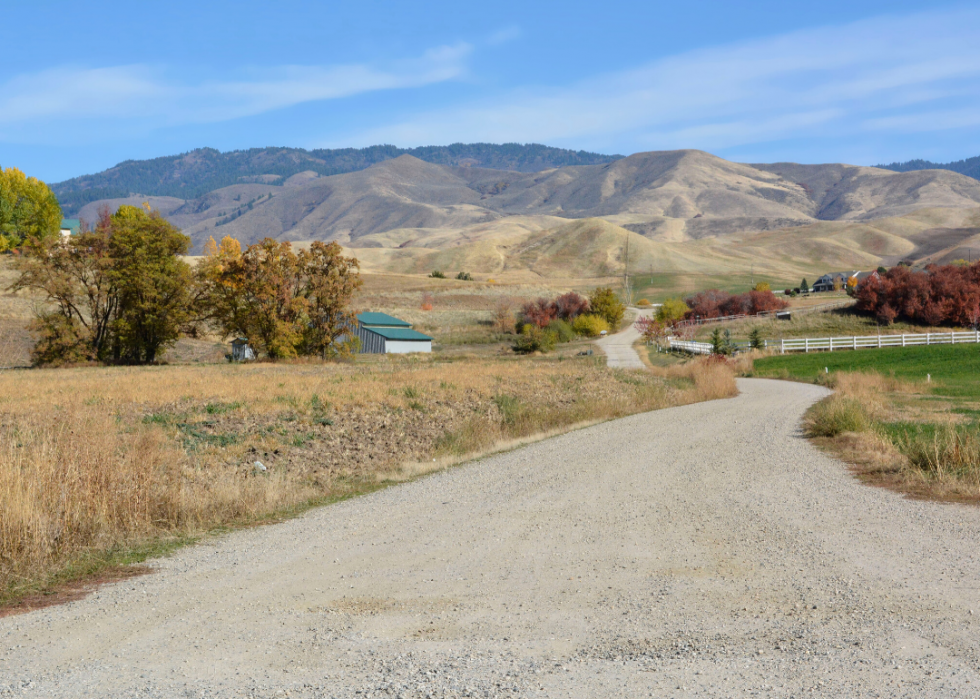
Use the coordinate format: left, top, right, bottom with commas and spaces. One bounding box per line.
364, 327, 432, 341
60, 218, 81, 234
357, 312, 411, 327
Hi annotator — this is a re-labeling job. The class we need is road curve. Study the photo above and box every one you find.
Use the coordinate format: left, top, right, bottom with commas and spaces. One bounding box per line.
5, 379, 980, 698
594, 308, 649, 369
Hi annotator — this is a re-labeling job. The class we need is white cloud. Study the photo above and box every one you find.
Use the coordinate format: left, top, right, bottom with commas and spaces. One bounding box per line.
0, 43, 472, 130
338, 8, 980, 153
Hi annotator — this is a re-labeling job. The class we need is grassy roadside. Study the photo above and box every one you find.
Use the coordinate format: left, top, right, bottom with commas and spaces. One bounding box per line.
751, 344, 980, 503
0, 354, 736, 610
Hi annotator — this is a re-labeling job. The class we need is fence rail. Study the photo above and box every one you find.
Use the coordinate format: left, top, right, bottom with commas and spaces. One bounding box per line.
667, 339, 714, 355
779, 331, 980, 353
672, 299, 854, 329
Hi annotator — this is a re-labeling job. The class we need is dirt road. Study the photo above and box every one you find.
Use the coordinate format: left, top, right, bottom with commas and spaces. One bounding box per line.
5, 379, 980, 697
594, 308, 649, 369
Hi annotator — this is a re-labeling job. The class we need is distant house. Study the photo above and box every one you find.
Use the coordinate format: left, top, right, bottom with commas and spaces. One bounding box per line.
812, 270, 879, 292
60, 218, 81, 238
354, 312, 432, 354
813, 271, 858, 292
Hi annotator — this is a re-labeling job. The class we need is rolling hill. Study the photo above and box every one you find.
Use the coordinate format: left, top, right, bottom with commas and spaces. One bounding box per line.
67, 148, 980, 283
52, 143, 620, 216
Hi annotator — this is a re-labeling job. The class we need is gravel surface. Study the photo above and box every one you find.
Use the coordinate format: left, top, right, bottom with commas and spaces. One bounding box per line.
594, 309, 648, 369
5, 378, 980, 697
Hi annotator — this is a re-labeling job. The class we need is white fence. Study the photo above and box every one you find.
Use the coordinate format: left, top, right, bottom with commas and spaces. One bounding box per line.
668, 339, 714, 355
779, 331, 980, 353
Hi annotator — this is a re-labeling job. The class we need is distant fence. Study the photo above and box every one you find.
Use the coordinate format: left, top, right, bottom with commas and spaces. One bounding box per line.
779, 331, 980, 353
667, 339, 713, 355
667, 330, 980, 356
667, 338, 773, 355
672, 299, 854, 329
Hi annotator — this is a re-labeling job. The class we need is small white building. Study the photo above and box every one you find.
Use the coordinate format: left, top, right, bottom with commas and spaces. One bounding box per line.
354, 312, 432, 354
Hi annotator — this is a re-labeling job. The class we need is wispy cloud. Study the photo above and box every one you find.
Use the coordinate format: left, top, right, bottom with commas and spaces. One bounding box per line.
339, 8, 980, 155
0, 43, 471, 134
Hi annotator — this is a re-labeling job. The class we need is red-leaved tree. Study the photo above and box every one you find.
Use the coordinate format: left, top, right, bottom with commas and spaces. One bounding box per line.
855, 263, 980, 326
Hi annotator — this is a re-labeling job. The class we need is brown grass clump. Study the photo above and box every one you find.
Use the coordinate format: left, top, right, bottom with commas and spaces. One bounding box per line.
0, 354, 737, 607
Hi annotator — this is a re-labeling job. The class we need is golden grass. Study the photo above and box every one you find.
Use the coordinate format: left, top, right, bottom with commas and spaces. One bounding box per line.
778, 368, 980, 504
0, 354, 736, 606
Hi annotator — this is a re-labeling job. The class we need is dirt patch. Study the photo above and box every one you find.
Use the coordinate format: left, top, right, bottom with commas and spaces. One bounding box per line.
0, 566, 151, 619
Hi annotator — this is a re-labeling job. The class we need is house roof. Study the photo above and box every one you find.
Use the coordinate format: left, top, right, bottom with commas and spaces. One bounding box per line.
60, 218, 81, 234
364, 327, 433, 341
357, 312, 411, 327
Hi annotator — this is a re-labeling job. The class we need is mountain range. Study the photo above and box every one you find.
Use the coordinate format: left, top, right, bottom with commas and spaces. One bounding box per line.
60, 146, 980, 284
51, 143, 619, 216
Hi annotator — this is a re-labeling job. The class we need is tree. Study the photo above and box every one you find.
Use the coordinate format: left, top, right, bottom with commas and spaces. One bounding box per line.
753, 282, 771, 292
800, 278, 809, 293
655, 297, 689, 324
200, 237, 362, 359
0, 167, 62, 248
589, 287, 625, 328
749, 327, 764, 349
298, 241, 362, 358
107, 206, 193, 363
11, 205, 191, 365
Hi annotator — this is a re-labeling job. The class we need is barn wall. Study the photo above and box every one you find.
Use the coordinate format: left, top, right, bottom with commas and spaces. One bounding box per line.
385, 340, 431, 354
354, 326, 386, 354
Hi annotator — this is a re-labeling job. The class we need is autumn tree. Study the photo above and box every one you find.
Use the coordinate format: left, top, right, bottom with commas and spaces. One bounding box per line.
298, 241, 362, 358
0, 167, 62, 249
11, 205, 192, 365
655, 297, 689, 324
200, 237, 361, 359
589, 287, 625, 328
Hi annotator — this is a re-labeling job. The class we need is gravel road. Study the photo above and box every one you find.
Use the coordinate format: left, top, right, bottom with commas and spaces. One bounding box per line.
5, 378, 980, 698
594, 308, 649, 369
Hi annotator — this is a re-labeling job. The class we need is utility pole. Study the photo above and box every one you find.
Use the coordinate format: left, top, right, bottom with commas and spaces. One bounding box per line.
624, 231, 632, 305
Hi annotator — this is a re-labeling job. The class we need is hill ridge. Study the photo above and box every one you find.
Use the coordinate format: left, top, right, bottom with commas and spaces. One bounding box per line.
51, 143, 622, 216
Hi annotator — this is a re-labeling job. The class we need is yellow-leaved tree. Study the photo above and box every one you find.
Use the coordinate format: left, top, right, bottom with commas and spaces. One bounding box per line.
0, 167, 62, 248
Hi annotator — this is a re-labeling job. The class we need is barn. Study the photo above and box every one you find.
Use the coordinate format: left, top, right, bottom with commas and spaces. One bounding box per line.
354, 312, 432, 354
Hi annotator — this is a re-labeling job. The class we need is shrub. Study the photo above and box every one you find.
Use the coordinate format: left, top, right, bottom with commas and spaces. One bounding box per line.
429, 270, 446, 278
519, 298, 558, 328
455, 271, 473, 281
636, 298, 651, 307
589, 287, 625, 328
572, 314, 610, 337
684, 289, 788, 319
806, 396, 870, 437
753, 282, 771, 292
546, 319, 576, 343
512, 324, 558, 353
554, 292, 589, 320
656, 297, 689, 324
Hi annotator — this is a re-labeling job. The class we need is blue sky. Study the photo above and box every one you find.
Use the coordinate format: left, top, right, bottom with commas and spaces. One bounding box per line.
2, 1, 980, 183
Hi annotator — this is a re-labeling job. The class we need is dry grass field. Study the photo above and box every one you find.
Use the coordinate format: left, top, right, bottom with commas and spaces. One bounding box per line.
0, 353, 736, 608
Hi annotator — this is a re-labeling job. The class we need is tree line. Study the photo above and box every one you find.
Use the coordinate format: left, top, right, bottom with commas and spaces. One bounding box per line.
10, 205, 361, 366
855, 262, 980, 326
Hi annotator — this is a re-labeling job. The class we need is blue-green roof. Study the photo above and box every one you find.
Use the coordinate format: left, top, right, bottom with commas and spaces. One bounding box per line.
60, 218, 81, 235
357, 312, 411, 327
365, 327, 432, 341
